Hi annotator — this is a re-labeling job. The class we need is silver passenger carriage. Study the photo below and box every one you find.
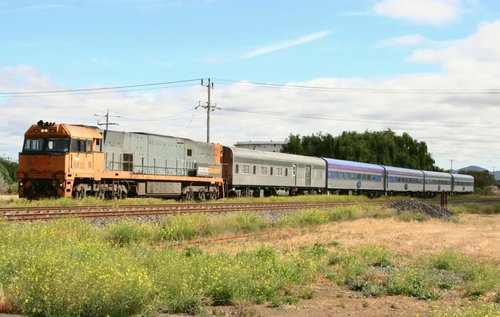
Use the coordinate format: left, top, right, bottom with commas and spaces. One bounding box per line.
423, 171, 452, 195
384, 166, 424, 194
222, 146, 326, 197
324, 158, 384, 197
451, 173, 474, 193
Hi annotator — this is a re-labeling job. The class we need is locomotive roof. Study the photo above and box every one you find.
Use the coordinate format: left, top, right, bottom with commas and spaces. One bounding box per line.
25, 123, 101, 139
107, 130, 217, 145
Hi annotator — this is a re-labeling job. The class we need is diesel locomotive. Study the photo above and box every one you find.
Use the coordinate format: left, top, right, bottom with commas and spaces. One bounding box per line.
18, 121, 223, 199
18, 121, 474, 200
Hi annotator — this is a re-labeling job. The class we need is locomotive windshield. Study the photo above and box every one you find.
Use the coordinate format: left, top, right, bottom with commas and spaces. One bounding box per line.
22, 137, 70, 154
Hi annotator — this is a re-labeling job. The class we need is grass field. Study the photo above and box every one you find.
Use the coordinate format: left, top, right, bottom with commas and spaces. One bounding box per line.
0, 199, 499, 316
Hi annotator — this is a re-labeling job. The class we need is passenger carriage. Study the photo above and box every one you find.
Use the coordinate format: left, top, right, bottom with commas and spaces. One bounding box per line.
324, 158, 384, 197
451, 173, 474, 193
384, 166, 424, 195
222, 146, 326, 197
423, 171, 452, 195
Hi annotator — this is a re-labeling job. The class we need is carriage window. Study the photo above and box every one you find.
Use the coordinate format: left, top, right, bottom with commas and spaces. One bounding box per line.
187, 149, 193, 156
253, 165, 257, 174
235, 164, 239, 174
260, 166, 268, 175
276, 167, 283, 176
242, 165, 250, 174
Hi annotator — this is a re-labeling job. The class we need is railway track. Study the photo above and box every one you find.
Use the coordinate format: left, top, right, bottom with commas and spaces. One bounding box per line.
0, 197, 498, 222
0, 201, 385, 222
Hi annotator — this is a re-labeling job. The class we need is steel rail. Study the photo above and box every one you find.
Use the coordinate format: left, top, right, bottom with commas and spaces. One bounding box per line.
1, 197, 498, 222
0, 201, 388, 222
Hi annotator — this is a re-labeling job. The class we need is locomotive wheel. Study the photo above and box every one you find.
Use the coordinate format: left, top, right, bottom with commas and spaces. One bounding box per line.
95, 190, 105, 200
73, 185, 87, 199
182, 189, 194, 201
197, 189, 206, 201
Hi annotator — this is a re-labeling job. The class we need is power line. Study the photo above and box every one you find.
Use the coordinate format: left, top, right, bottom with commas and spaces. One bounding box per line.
0, 79, 202, 97
219, 107, 500, 129
3, 77, 500, 97
111, 108, 198, 122
214, 78, 500, 95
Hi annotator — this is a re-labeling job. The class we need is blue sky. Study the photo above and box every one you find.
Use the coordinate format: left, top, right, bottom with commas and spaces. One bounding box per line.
1, 0, 500, 171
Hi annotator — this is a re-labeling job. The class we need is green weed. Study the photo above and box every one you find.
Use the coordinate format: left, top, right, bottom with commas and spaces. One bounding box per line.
432, 303, 500, 317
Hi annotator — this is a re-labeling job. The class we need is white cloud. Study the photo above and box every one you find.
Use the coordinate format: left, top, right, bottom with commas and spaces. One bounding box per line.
380, 34, 426, 47
407, 20, 500, 78
374, 0, 462, 25
240, 31, 330, 59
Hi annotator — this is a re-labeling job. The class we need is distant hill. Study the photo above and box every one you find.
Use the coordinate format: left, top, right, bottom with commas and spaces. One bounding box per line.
458, 165, 488, 172
457, 166, 499, 181
493, 171, 500, 181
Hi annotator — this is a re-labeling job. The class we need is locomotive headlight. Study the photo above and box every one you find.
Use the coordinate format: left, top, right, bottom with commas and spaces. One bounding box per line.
19, 182, 23, 187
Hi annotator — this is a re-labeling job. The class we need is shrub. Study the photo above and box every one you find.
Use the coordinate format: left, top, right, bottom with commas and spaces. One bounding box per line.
160, 214, 213, 241
385, 267, 441, 300
326, 245, 392, 296
0, 219, 154, 316
278, 209, 330, 227
426, 250, 500, 298
105, 219, 158, 245
214, 212, 268, 234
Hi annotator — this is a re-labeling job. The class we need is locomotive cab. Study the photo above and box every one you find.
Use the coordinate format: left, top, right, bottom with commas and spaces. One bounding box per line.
18, 121, 103, 199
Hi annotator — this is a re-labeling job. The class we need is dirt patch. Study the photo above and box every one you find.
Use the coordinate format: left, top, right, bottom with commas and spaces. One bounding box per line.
201, 214, 499, 317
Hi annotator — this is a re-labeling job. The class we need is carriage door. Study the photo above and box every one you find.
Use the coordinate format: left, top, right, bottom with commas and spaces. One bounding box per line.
305, 165, 312, 186
293, 164, 297, 186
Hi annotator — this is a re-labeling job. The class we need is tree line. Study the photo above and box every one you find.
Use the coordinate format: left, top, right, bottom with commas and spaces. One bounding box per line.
282, 130, 438, 171
0, 156, 17, 194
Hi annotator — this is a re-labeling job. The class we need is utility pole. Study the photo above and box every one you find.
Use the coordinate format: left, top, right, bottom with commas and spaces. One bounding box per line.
95, 109, 118, 131
450, 159, 453, 172
200, 78, 215, 143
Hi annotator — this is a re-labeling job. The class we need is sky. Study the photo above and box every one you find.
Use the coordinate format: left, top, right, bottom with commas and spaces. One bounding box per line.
1, 0, 499, 171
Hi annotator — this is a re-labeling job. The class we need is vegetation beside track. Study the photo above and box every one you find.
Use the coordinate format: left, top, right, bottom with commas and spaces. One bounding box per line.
0, 203, 499, 316
0, 192, 496, 208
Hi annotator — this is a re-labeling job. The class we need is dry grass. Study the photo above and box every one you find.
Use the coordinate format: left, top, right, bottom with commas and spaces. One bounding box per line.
201, 213, 499, 317
202, 214, 500, 264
